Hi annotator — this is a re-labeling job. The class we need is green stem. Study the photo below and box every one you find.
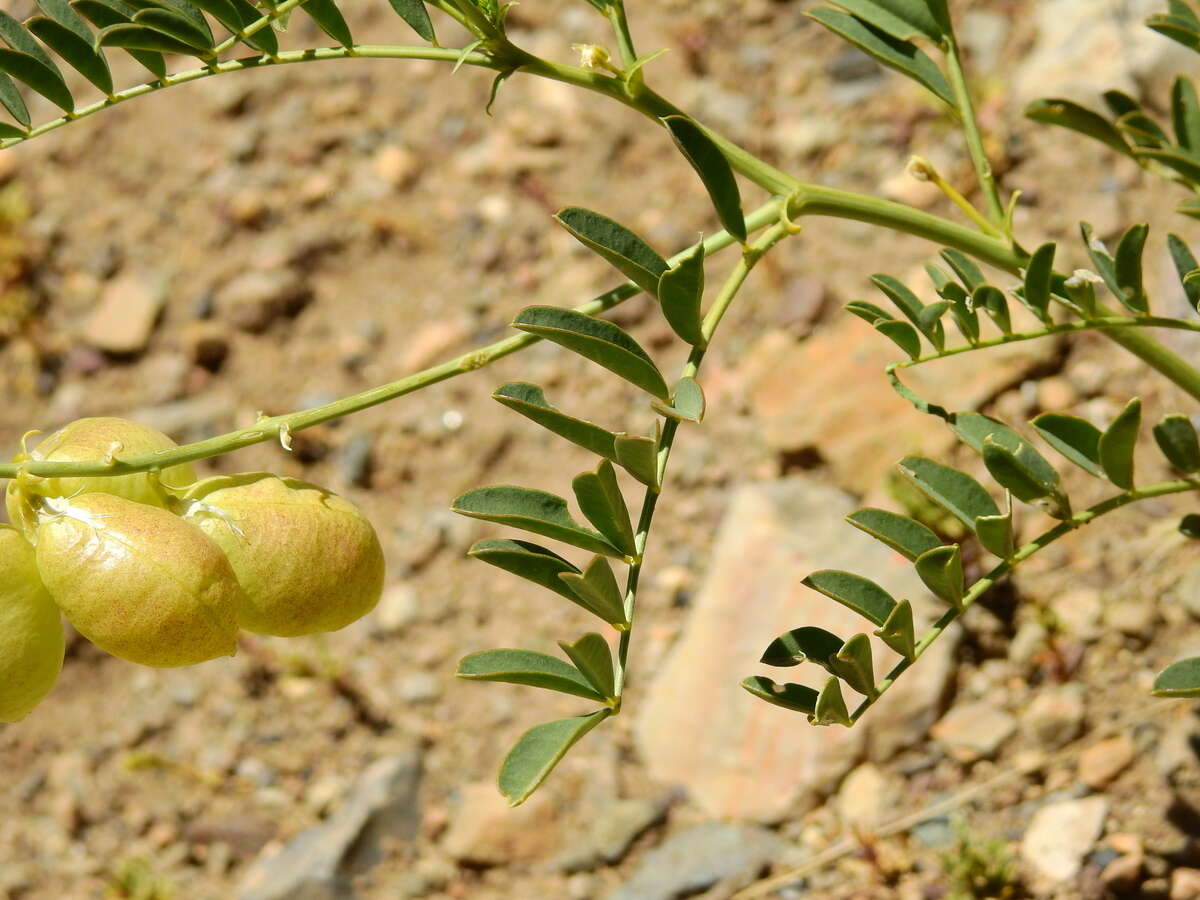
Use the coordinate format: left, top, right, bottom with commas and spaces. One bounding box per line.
605, 1, 638, 70
851, 476, 1200, 723
943, 35, 1005, 230
0, 198, 785, 480
613, 224, 792, 701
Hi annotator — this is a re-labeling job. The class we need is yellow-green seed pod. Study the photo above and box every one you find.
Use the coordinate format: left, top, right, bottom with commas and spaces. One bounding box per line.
182, 473, 385, 637
0, 525, 64, 722
35, 493, 241, 668
7, 417, 197, 535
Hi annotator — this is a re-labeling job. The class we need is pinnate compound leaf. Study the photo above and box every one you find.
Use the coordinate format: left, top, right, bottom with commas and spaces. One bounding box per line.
1031, 413, 1104, 477
457, 649, 606, 701
802, 570, 896, 627
558, 633, 615, 699
1153, 414, 1200, 473
875, 599, 916, 661
808, 8, 954, 107
652, 376, 706, 424
657, 242, 706, 347
760, 626, 844, 668
662, 116, 746, 242
915, 544, 964, 607
468, 539, 580, 604
846, 507, 941, 561
1167, 234, 1200, 311
26, 16, 112, 95
451, 486, 621, 558
512, 306, 669, 401
1099, 398, 1141, 490
499, 711, 609, 806
387, 0, 435, 41
572, 460, 636, 558
814, 676, 853, 726
827, 0, 944, 41
493, 383, 618, 460
1153, 657, 1200, 698
897, 456, 1000, 532
301, 0, 353, 46
614, 432, 659, 490
1025, 99, 1132, 157
741, 676, 818, 715
556, 207, 668, 298
559, 556, 629, 628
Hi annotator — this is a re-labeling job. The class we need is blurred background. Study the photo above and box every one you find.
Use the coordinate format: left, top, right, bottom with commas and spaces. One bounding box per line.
3, 0, 1200, 897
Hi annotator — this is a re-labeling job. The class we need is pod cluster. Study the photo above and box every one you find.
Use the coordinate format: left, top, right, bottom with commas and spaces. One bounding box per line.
1, 418, 385, 722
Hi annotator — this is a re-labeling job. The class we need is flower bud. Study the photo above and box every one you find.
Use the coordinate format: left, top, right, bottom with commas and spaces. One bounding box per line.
0, 525, 64, 722
35, 493, 241, 668
182, 473, 384, 637
7, 418, 197, 535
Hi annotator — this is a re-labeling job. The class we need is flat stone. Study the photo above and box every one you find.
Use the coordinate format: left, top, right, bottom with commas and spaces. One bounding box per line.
836, 763, 891, 832
931, 702, 1017, 762
440, 781, 559, 866
82, 272, 165, 354
1101, 853, 1143, 893
238, 750, 422, 900
1025, 685, 1087, 750
1079, 736, 1137, 790
635, 478, 955, 822
742, 316, 1057, 494
552, 796, 670, 873
1020, 796, 1108, 883
215, 269, 310, 333
1172, 868, 1200, 900
608, 823, 786, 900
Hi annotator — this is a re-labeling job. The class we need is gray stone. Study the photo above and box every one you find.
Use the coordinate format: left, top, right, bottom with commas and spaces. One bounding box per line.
552, 796, 670, 873
635, 478, 956, 822
238, 750, 422, 900
215, 269, 310, 333
1025, 685, 1087, 750
931, 702, 1017, 762
608, 823, 786, 900
1020, 796, 1108, 883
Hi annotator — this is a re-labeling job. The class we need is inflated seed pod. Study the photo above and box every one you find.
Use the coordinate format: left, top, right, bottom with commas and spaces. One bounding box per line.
7, 417, 197, 535
182, 473, 385, 637
0, 525, 64, 722
35, 493, 241, 668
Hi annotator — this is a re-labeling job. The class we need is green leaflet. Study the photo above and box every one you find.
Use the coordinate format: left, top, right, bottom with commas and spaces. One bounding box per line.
983, 437, 1069, 518
813, 676, 853, 726
73, 0, 167, 78
0, 122, 25, 138
830, 634, 876, 698
26, 17, 112, 95
572, 460, 637, 558
1174, 77, 1200, 151
657, 241, 706, 347
451, 485, 622, 559
36, 0, 92, 41
1025, 98, 1132, 158
875, 319, 922, 360
499, 711, 609, 806
1135, 146, 1200, 185
614, 431, 660, 490
740, 676, 819, 715
457, 648, 606, 702
808, 8, 954, 107
975, 511, 1014, 559
556, 207, 669, 298
559, 555, 629, 628
99, 22, 205, 56
0, 10, 73, 110
187, 0, 279, 53
1154, 414, 1200, 473
972, 285, 1011, 334
844, 300, 893, 325
387, 0, 434, 42
662, 115, 746, 242
652, 376, 706, 424
1114, 223, 1150, 314
760, 626, 845, 668
493, 382, 618, 460
468, 539, 581, 604
940, 249, 985, 292
0, 71, 28, 127
872, 273, 944, 350
845, 507, 941, 561
558, 633, 615, 699
301, 0, 353, 46
512, 306, 669, 401
1021, 242, 1056, 322
875, 599, 916, 661
928, 268, 979, 342
1080, 222, 1124, 302
914, 544, 963, 607
897, 456, 1000, 532
1150, 6, 1200, 53
1153, 657, 1200, 698
1031, 413, 1104, 477
1099, 398, 1141, 490
826, 0, 944, 42
131, 7, 213, 51
802, 569, 896, 627
1167, 234, 1200, 311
